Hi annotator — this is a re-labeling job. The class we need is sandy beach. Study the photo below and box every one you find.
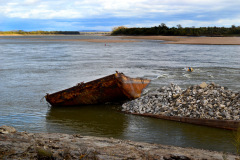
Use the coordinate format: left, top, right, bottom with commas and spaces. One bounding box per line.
120, 36, 240, 45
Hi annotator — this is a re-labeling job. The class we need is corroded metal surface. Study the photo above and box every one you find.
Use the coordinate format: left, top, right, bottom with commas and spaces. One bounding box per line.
45, 72, 150, 106
128, 112, 240, 130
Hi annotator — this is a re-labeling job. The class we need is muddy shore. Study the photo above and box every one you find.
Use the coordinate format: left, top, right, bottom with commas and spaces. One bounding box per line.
0, 126, 238, 160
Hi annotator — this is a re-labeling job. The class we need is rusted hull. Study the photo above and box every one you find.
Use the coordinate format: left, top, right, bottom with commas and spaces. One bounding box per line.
45, 72, 150, 106
128, 112, 240, 130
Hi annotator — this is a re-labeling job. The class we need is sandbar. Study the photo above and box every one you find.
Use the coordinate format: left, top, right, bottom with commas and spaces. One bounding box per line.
0, 35, 139, 43
1, 34, 240, 44
49, 39, 139, 43
120, 36, 240, 45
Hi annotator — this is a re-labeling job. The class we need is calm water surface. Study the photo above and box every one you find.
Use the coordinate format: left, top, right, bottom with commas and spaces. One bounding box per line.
0, 35, 239, 153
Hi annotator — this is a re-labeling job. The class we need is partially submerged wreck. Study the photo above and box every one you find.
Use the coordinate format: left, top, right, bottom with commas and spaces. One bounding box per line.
122, 83, 240, 130
45, 72, 151, 106
129, 113, 240, 130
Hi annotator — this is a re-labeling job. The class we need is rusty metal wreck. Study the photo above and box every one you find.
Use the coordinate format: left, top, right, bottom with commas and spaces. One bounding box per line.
45, 71, 151, 107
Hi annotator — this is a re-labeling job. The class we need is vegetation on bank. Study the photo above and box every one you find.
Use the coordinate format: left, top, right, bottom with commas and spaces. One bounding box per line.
0, 30, 80, 35
111, 24, 240, 36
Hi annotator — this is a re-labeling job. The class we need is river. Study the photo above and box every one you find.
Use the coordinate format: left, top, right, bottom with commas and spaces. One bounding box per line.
0, 35, 239, 153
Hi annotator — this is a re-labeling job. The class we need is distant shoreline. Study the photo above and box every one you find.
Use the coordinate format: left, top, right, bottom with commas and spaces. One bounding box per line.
1, 34, 240, 45
0, 34, 139, 43
120, 36, 240, 45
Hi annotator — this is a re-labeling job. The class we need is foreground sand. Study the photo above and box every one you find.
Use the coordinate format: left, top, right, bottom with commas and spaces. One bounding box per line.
0, 126, 238, 160
121, 36, 240, 45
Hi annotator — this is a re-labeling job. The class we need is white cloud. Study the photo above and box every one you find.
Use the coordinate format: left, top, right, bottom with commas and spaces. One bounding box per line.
2, 0, 239, 19
1, 0, 240, 30
24, 0, 39, 5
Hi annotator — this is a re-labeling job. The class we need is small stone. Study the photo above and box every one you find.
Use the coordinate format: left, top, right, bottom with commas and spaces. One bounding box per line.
212, 90, 218, 95
199, 82, 208, 89
219, 104, 225, 108
226, 102, 231, 106
233, 110, 239, 115
221, 111, 227, 117
173, 94, 180, 99
208, 111, 214, 116
207, 104, 213, 108
203, 100, 208, 105
198, 89, 203, 93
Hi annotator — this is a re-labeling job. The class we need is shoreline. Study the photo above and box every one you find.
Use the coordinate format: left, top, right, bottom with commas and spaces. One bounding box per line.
120, 35, 240, 45
1, 34, 240, 44
0, 126, 238, 159
0, 34, 139, 43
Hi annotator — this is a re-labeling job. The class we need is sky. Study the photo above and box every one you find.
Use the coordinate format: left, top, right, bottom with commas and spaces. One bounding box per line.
0, 0, 240, 31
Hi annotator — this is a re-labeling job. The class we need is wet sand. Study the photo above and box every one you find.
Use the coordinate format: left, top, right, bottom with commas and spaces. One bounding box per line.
120, 36, 240, 45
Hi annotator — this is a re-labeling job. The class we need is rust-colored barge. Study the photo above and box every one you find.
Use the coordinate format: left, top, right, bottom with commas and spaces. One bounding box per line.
45, 72, 151, 107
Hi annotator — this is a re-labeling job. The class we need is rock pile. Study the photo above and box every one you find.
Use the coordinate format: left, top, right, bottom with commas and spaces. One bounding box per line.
122, 82, 240, 120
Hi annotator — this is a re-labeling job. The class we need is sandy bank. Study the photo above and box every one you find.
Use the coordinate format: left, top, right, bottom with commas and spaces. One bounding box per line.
0, 35, 139, 43
49, 39, 139, 43
121, 36, 240, 45
0, 34, 23, 36
0, 126, 238, 160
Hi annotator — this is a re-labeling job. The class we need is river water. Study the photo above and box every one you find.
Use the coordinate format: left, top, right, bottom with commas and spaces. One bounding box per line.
0, 35, 239, 153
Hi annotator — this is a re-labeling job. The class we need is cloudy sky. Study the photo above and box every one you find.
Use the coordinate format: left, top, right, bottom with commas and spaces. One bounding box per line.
1, 0, 240, 31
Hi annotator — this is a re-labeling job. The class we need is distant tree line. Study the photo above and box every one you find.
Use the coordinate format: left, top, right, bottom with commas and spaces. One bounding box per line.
0, 30, 80, 35
111, 23, 240, 36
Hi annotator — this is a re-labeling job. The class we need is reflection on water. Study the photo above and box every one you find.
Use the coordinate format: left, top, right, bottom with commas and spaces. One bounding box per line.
0, 35, 239, 153
125, 115, 234, 152
46, 105, 127, 138
46, 105, 234, 153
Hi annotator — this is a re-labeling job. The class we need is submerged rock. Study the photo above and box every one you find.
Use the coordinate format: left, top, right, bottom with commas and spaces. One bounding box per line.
122, 82, 240, 120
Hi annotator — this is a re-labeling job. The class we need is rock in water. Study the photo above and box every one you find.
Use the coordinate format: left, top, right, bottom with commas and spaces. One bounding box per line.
0, 125, 17, 134
199, 82, 208, 89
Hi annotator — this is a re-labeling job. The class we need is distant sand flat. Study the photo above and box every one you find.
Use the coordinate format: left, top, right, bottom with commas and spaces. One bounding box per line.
0, 35, 139, 43
121, 36, 240, 45
0, 34, 23, 36
1, 34, 240, 44
52, 39, 139, 43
